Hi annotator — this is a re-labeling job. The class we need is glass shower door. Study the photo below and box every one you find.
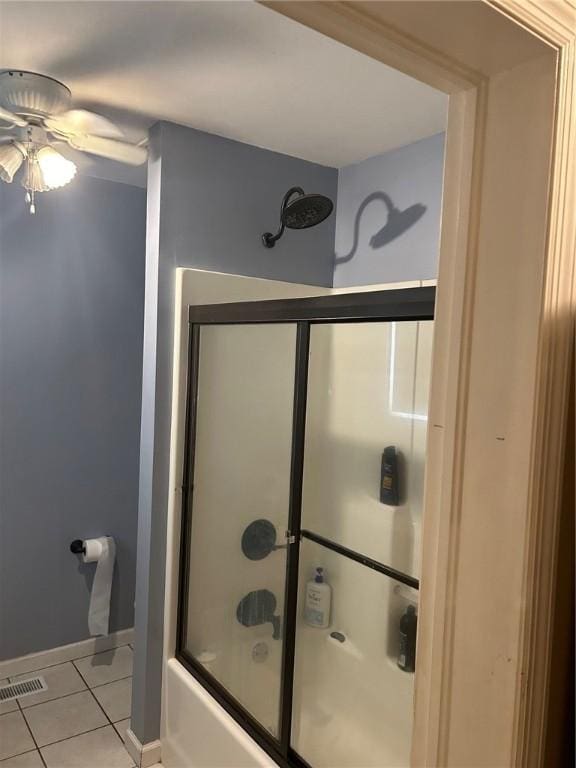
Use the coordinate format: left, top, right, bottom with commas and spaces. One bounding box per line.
179, 323, 297, 738
177, 287, 435, 768
291, 320, 432, 768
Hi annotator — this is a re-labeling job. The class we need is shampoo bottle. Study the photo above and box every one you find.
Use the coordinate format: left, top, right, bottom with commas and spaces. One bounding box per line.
398, 604, 417, 672
304, 567, 332, 628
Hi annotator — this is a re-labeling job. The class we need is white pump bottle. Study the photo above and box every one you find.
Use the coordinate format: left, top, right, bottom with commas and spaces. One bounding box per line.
304, 567, 332, 628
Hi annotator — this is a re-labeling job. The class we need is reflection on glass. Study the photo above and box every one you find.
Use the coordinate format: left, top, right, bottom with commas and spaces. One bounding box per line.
292, 538, 417, 768
301, 321, 433, 578
183, 324, 296, 736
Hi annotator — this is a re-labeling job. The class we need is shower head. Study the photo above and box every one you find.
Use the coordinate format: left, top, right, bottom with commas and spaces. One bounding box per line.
283, 192, 334, 230
262, 186, 334, 248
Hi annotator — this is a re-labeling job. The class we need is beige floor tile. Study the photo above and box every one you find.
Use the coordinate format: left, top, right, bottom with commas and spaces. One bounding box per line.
0, 711, 35, 760
10, 662, 86, 708
73, 646, 133, 688
41, 725, 134, 768
92, 677, 131, 722
113, 718, 130, 741
0, 679, 18, 715
0, 750, 44, 767
23, 690, 107, 747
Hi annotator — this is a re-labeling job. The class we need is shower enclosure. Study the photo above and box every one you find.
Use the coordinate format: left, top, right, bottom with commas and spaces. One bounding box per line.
176, 286, 434, 768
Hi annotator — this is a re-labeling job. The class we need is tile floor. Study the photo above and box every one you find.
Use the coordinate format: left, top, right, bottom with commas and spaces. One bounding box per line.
0, 645, 134, 768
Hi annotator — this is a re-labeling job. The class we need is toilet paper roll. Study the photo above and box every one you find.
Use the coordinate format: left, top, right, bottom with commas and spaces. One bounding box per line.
82, 537, 116, 637
82, 538, 104, 563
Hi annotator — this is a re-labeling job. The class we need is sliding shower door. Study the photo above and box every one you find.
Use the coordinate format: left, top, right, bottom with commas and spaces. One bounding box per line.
292, 321, 432, 768
178, 323, 298, 736
177, 288, 435, 768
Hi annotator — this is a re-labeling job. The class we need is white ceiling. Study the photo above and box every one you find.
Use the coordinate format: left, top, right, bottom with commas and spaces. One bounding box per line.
0, 1, 447, 178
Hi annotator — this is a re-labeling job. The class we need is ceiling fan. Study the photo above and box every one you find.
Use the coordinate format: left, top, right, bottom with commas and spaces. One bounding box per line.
0, 70, 148, 213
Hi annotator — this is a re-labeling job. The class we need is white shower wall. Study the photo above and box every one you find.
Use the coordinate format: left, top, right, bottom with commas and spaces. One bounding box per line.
301, 321, 433, 576
292, 320, 433, 767
162, 269, 433, 768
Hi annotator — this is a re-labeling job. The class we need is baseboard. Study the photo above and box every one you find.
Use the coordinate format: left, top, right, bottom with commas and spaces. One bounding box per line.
0, 627, 134, 678
126, 727, 162, 768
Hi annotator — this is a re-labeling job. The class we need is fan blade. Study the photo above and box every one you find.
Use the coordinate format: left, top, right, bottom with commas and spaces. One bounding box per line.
68, 134, 147, 166
0, 105, 27, 128
44, 109, 124, 139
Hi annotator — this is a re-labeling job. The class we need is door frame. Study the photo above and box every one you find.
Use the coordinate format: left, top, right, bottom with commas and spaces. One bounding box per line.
176, 287, 435, 768
261, 3, 575, 766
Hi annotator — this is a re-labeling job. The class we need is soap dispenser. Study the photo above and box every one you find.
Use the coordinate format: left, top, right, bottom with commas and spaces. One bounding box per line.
304, 567, 332, 628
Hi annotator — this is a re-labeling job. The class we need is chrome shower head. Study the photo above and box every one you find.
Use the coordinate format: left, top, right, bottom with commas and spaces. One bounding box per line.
262, 186, 334, 248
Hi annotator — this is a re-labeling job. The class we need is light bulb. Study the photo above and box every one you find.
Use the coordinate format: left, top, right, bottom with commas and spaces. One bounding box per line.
37, 146, 76, 189
0, 142, 25, 183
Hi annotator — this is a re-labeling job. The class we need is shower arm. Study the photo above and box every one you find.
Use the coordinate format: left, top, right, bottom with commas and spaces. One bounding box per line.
262, 186, 304, 248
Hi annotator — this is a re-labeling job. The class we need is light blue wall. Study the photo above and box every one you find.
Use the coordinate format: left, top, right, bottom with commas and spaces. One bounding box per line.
131, 121, 337, 743
333, 133, 445, 287
157, 122, 337, 285
0, 176, 146, 660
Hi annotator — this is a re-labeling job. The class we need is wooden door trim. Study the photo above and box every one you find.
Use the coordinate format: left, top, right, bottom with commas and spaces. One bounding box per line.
263, 2, 575, 766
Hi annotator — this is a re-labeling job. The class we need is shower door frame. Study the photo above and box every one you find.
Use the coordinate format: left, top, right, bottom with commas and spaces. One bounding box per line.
176, 286, 435, 768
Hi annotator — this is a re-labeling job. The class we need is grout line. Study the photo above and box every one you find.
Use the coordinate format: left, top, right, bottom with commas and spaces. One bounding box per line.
7, 644, 133, 681
19, 688, 90, 712
72, 644, 133, 665
6, 674, 133, 765
72, 666, 115, 728
90, 674, 133, 691
14, 695, 47, 768
0, 749, 42, 766
73, 664, 131, 757
37, 723, 112, 752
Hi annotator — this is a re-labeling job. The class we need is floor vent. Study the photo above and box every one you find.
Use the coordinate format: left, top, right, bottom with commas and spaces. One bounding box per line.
0, 677, 47, 702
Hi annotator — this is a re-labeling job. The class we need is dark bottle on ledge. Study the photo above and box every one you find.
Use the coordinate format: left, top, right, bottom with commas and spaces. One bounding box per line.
380, 445, 400, 506
398, 605, 417, 672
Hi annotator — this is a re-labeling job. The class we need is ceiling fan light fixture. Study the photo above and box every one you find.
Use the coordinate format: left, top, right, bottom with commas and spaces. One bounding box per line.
0, 71, 148, 212
0, 142, 25, 183
21, 153, 48, 195
37, 146, 77, 189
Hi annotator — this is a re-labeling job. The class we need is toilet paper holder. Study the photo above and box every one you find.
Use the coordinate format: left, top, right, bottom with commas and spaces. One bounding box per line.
70, 539, 86, 555
69, 538, 110, 556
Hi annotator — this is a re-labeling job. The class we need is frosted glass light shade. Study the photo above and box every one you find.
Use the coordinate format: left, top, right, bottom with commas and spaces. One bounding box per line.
37, 146, 76, 189
0, 142, 24, 183
21, 157, 48, 193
